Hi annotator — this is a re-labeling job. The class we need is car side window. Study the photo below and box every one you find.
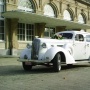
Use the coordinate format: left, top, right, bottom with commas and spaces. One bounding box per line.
86, 35, 90, 42
75, 34, 84, 41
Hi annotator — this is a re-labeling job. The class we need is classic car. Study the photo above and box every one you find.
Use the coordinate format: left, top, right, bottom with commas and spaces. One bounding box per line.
18, 30, 90, 72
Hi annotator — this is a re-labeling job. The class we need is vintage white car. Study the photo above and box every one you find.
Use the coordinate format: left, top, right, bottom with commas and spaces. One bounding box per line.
18, 30, 90, 72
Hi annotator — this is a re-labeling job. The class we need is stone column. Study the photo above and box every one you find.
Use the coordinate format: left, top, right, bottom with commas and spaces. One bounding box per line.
56, 26, 66, 32
5, 18, 10, 49
3, 18, 11, 55
10, 19, 18, 56
35, 23, 46, 38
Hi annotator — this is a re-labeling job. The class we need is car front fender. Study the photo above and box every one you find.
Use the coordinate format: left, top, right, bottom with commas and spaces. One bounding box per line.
20, 48, 31, 59
43, 47, 76, 64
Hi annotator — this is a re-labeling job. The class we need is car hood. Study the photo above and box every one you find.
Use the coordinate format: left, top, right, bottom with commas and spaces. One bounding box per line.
37, 38, 72, 46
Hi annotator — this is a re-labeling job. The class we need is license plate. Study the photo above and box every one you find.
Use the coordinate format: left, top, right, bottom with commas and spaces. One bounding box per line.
25, 62, 32, 65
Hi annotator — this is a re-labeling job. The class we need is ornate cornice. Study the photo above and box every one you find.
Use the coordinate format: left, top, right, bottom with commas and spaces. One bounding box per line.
76, 0, 90, 5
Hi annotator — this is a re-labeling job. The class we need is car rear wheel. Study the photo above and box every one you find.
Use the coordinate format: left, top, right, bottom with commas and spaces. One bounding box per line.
53, 53, 61, 72
22, 62, 32, 71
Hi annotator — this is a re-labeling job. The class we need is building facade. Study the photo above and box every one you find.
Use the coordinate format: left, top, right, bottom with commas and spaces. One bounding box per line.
0, 0, 90, 56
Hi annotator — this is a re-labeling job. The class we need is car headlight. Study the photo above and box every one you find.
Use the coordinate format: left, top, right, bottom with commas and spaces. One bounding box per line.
26, 43, 31, 49
41, 43, 47, 48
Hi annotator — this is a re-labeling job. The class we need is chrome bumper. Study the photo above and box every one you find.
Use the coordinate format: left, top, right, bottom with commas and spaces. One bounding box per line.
17, 58, 50, 64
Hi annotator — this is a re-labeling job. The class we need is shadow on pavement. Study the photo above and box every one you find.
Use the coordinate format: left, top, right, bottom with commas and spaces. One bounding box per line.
0, 64, 90, 76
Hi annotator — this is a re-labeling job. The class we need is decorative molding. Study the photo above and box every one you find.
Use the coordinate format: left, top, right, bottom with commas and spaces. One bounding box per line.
75, 7, 77, 18
39, 0, 41, 8
49, 0, 53, 3
59, 2, 62, 13
76, 0, 90, 5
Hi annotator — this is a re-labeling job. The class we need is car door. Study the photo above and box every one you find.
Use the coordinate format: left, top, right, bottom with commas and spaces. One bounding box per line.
73, 34, 86, 60
85, 35, 90, 59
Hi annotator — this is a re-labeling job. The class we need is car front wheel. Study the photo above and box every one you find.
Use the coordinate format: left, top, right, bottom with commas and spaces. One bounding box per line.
53, 53, 61, 72
22, 62, 32, 71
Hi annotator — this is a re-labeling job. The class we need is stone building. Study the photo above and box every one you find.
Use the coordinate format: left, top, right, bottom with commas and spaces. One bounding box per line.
0, 0, 90, 56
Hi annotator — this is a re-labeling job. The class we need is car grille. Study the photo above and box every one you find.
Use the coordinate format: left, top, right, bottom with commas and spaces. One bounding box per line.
31, 39, 40, 60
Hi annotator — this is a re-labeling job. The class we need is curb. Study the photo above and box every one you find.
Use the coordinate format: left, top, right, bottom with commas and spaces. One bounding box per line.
0, 55, 19, 58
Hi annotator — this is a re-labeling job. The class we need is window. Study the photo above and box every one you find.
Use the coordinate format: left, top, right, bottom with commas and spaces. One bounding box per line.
0, 0, 5, 41
86, 35, 90, 42
18, 0, 35, 12
0, 4, 4, 13
0, 0, 5, 17
75, 34, 84, 41
17, 23, 34, 41
26, 24, 34, 41
63, 10, 72, 21
78, 14, 85, 24
44, 4, 55, 17
0, 20, 4, 40
59, 33, 73, 39
44, 28, 55, 38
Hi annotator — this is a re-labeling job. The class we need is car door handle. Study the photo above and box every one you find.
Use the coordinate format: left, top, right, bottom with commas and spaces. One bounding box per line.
73, 44, 76, 46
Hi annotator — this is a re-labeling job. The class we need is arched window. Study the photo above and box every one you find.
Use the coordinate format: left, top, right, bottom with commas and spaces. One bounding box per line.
18, 0, 35, 12
63, 10, 72, 21
44, 4, 55, 17
78, 14, 85, 24
0, 0, 5, 41
0, 0, 5, 17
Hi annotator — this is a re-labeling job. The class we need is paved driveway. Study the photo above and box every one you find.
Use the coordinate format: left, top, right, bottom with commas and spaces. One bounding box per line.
0, 58, 90, 90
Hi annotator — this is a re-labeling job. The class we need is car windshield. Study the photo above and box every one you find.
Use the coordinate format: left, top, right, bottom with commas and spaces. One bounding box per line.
52, 33, 73, 39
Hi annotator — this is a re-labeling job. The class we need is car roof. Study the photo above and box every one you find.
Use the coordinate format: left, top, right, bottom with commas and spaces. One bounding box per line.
57, 30, 90, 36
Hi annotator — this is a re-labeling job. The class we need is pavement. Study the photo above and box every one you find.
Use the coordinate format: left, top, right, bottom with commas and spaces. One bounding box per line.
0, 57, 90, 90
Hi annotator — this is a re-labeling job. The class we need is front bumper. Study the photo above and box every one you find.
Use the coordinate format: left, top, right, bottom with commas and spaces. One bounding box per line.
17, 58, 50, 64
